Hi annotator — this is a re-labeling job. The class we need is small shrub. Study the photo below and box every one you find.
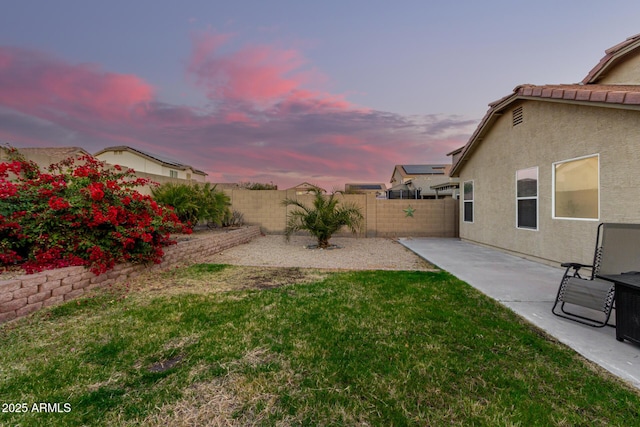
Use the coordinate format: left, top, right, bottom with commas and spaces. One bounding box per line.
222, 210, 244, 227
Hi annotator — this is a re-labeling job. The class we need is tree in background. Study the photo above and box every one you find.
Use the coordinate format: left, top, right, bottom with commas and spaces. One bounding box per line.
152, 182, 231, 227
282, 189, 363, 249
238, 181, 278, 190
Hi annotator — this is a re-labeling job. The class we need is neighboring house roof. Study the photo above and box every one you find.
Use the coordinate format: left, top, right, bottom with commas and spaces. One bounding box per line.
391, 164, 450, 183
446, 146, 464, 157
388, 182, 411, 191
401, 165, 448, 175
6, 146, 91, 167
287, 182, 326, 193
94, 146, 207, 176
14, 146, 91, 160
345, 183, 387, 191
450, 34, 640, 177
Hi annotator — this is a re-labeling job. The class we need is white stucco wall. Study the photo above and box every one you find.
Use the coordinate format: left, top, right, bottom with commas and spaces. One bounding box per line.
96, 151, 163, 175
95, 150, 206, 182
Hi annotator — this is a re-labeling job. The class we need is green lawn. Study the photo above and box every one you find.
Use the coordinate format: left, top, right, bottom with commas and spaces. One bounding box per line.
1, 265, 638, 426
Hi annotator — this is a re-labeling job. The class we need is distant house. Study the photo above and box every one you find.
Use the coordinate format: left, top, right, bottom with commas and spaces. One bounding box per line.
388, 164, 458, 199
429, 181, 460, 200
287, 182, 326, 195
5, 146, 91, 169
345, 183, 387, 197
94, 146, 207, 183
450, 33, 640, 266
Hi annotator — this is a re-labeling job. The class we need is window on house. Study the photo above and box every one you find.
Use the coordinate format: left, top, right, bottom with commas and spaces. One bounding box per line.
463, 180, 474, 223
553, 155, 599, 220
186, 173, 191, 180
169, 170, 178, 178
516, 167, 538, 229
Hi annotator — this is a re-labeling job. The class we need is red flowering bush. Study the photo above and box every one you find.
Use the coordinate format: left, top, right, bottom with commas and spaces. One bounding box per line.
0, 147, 191, 275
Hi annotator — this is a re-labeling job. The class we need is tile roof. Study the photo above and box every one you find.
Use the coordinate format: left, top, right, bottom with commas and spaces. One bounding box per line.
582, 33, 640, 84
515, 84, 640, 105
450, 33, 640, 178
15, 146, 90, 158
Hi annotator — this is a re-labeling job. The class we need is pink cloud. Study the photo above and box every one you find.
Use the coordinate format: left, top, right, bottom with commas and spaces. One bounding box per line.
187, 30, 352, 112
0, 39, 473, 192
224, 111, 254, 124
0, 47, 154, 122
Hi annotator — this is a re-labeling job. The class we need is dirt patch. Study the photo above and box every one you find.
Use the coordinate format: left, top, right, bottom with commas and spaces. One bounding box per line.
149, 354, 185, 373
139, 348, 301, 426
131, 265, 328, 296
247, 267, 310, 289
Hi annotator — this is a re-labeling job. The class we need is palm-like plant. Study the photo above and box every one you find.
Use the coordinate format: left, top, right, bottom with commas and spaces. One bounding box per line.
282, 189, 364, 248
152, 182, 231, 226
196, 182, 232, 227
151, 183, 200, 225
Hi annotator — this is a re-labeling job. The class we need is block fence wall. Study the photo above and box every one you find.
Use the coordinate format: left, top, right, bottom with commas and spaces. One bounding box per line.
224, 189, 459, 238
0, 226, 261, 324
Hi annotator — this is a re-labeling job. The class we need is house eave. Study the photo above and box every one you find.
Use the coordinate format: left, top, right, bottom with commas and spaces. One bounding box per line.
450, 89, 640, 177
582, 33, 640, 84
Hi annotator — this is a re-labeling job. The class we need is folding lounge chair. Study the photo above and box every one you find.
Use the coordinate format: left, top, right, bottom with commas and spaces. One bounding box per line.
552, 223, 640, 327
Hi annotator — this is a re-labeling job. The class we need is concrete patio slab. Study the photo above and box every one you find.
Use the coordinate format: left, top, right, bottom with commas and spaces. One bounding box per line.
399, 237, 640, 390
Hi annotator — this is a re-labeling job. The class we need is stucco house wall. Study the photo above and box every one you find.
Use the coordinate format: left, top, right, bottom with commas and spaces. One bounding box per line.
452, 33, 640, 266
97, 150, 164, 175
458, 101, 640, 265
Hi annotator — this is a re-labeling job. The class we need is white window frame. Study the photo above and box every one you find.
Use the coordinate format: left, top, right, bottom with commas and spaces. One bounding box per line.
552, 154, 600, 221
515, 167, 538, 231
169, 170, 178, 178
463, 180, 474, 223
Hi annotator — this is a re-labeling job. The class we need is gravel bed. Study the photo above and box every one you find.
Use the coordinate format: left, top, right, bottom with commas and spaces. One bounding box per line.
207, 235, 436, 271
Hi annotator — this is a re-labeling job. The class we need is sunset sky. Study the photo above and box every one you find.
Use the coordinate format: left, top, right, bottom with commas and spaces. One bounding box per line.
1, 1, 639, 190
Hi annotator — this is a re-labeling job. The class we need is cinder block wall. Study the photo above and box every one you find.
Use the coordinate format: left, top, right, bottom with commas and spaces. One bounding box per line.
374, 198, 459, 237
225, 189, 459, 238
0, 226, 260, 324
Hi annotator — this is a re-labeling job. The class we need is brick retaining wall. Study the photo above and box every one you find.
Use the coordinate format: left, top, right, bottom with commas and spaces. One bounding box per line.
0, 226, 260, 324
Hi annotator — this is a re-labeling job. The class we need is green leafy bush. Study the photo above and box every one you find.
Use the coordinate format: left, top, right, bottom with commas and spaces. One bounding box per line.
0, 148, 191, 275
152, 182, 231, 227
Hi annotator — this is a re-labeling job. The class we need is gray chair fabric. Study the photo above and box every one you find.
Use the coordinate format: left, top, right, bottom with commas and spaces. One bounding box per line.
552, 223, 640, 327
